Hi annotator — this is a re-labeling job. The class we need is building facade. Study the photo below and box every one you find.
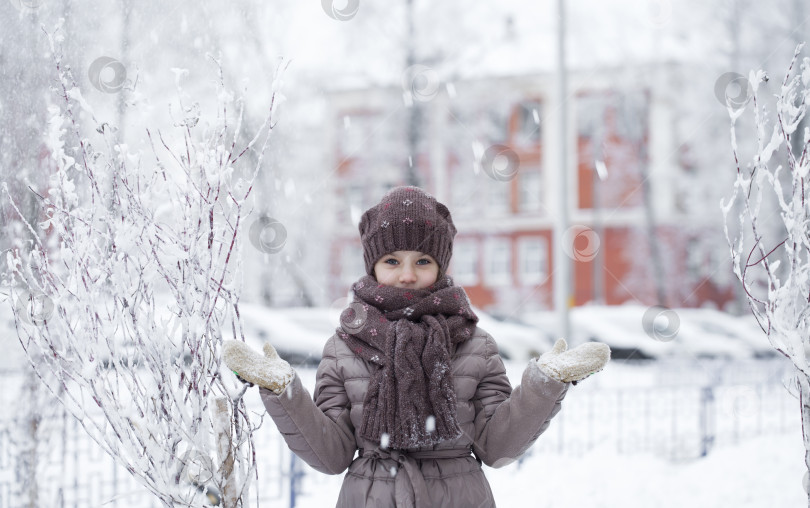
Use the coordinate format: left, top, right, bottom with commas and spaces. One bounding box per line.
324, 65, 736, 316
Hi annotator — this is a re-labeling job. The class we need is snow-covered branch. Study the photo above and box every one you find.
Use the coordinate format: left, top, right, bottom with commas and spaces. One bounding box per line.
722, 42, 810, 505
2, 28, 284, 507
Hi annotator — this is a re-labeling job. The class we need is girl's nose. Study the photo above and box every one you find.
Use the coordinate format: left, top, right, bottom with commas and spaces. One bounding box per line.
399, 265, 417, 283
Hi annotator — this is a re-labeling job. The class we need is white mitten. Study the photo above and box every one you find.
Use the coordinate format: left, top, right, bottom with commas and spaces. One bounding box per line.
222, 340, 294, 394
534, 338, 610, 383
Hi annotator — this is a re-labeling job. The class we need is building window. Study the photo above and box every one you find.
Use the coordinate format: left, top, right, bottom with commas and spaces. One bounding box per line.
486, 183, 510, 215
450, 238, 479, 286
484, 237, 511, 286
518, 170, 543, 213
341, 243, 365, 285
518, 236, 548, 285
451, 169, 478, 218
480, 108, 509, 146
339, 114, 367, 156
345, 183, 365, 225
514, 100, 542, 148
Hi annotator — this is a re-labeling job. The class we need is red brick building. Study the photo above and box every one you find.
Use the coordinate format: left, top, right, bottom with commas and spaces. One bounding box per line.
324, 68, 736, 316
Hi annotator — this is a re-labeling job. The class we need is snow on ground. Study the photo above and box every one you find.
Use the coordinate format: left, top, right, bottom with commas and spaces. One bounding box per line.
286, 431, 806, 507
0, 300, 803, 506
485, 432, 805, 508
281, 361, 804, 508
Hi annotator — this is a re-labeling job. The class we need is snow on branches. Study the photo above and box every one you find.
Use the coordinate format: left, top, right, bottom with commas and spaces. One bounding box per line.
721, 43, 810, 502
2, 28, 284, 507
722, 43, 810, 371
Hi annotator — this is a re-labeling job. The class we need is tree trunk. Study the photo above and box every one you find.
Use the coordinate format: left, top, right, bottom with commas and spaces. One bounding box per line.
215, 398, 237, 507
799, 370, 810, 507
16, 368, 40, 508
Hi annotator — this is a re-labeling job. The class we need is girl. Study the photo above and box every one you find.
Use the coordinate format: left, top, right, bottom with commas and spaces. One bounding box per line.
224, 186, 610, 507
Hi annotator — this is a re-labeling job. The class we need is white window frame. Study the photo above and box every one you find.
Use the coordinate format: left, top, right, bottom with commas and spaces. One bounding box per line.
485, 183, 510, 215
514, 100, 542, 148
339, 114, 375, 156
517, 236, 548, 285
340, 243, 365, 285
451, 169, 478, 218
484, 237, 512, 286
345, 183, 365, 225
518, 170, 543, 213
450, 238, 479, 286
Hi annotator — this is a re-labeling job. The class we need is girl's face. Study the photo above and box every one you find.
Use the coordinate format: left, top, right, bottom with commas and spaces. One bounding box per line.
373, 250, 439, 289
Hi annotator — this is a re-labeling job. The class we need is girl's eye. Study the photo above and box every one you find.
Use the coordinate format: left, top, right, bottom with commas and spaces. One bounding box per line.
416, 258, 431, 265
384, 259, 398, 265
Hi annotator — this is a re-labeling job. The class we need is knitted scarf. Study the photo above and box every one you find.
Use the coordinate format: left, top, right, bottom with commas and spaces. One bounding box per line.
337, 274, 478, 450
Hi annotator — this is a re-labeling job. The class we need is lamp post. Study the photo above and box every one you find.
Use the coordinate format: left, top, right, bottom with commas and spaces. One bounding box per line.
553, 0, 572, 340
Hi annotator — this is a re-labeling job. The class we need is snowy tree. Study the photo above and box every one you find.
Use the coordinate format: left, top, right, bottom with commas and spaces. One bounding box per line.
722, 44, 810, 505
2, 25, 285, 507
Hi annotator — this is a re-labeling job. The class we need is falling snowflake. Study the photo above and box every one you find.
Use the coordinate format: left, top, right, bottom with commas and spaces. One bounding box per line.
403, 307, 414, 316
402, 199, 413, 206
425, 416, 436, 433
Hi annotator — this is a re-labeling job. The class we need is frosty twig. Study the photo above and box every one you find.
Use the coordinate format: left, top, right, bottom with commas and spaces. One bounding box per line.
3, 26, 283, 507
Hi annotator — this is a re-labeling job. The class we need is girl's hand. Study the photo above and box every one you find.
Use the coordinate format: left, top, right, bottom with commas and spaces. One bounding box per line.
533, 338, 610, 383
222, 340, 294, 394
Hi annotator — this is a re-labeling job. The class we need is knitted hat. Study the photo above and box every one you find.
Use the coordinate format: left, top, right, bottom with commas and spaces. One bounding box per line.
359, 186, 456, 277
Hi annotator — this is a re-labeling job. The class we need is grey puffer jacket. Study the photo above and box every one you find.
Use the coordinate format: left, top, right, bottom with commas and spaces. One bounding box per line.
261, 327, 568, 508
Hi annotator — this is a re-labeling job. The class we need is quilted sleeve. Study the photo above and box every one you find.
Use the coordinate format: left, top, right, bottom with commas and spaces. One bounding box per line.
260, 335, 357, 474
471, 333, 568, 467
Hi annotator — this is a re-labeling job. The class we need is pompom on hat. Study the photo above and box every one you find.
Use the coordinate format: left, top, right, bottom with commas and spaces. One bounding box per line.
359, 186, 457, 277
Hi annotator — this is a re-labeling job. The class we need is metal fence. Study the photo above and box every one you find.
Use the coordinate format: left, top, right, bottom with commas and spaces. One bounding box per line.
0, 360, 799, 507
0, 408, 301, 508
525, 382, 795, 462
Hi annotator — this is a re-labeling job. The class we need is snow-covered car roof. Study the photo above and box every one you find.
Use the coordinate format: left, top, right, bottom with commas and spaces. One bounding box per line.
523, 304, 775, 360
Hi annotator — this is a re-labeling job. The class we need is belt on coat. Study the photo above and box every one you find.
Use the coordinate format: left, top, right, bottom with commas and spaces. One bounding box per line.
358, 447, 474, 508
